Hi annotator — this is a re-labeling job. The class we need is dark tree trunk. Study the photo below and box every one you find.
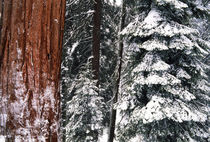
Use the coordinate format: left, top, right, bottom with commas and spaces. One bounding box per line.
108, 1, 126, 142
0, 0, 66, 141
92, 0, 101, 87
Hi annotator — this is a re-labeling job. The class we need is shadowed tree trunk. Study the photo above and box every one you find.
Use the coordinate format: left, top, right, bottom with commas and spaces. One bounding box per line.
0, 0, 66, 141
92, 0, 101, 87
108, 0, 126, 142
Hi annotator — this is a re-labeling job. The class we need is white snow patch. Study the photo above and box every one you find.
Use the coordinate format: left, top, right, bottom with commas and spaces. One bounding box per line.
143, 9, 163, 29
107, 0, 122, 6
42, 84, 56, 113
86, 10, 95, 14
157, 0, 188, 10
176, 68, 191, 79
0, 136, 5, 142
37, 136, 46, 142
197, 80, 210, 93
134, 73, 181, 85
17, 47, 22, 59
132, 96, 207, 124
117, 101, 128, 110
128, 43, 141, 52
15, 136, 46, 142
193, 0, 208, 11
9, 70, 27, 121
170, 35, 208, 55
54, 19, 59, 23
170, 35, 194, 50
132, 54, 170, 72
164, 86, 196, 101
140, 40, 168, 51
98, 127, 109, 142
158, 22, 197, 37
129, 135, 143, 142
120, 17, 139, 36
121, 14, 197, 38
69, 41, 79, 57
0, 114, 7, 128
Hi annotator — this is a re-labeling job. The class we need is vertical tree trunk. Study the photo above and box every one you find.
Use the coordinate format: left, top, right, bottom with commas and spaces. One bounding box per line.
108, 1, 126, 142
92, 0, 101, 87
0, 0, 3, 40
0, 0, 66, 141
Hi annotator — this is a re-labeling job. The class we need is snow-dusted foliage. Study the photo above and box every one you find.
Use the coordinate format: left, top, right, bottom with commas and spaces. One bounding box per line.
61, 0, 95, 141
132, 96, 206, 124
156, 0, 188, 10
65, 63, 105, 142
121, 9, 197, 38
61, 1, 120, 141
117, 0, 210, 141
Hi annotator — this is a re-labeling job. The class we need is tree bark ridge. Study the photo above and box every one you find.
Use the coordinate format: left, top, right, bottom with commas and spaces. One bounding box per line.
0, 0, 66, 141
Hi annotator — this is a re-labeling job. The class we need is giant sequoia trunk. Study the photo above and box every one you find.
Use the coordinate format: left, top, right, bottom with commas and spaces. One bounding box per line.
0, 0, 3, 38
92, 0, 101, 87
0, 0, 65, 141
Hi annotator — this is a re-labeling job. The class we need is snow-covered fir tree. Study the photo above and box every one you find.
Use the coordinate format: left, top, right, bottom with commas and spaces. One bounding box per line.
61, 0, 95, 141
65, 61, 105, 142
117, 0, 210, 141
61, 0, 121, 141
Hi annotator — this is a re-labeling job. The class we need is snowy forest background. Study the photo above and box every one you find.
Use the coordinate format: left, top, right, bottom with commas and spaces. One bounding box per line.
0, 0, 209, 141
61, 0, 210, 142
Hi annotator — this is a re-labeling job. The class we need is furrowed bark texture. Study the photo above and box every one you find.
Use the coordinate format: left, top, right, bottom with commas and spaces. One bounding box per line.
0, 0, 2, 36
0, 0, 66, 141
92, 0, 101, 87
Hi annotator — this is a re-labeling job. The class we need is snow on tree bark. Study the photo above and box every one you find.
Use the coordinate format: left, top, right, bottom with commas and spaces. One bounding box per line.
0, 0, 65, 141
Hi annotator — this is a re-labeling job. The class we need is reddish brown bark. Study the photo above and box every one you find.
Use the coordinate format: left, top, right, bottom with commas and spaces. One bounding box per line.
0, 0, 3, 38
0, 0, 65, 141
92, 0, 101, 87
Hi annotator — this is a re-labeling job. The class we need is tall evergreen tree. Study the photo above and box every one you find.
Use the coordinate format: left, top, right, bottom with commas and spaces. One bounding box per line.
117, 0, 210, 141
61, 0, 94, 141
62, 1, 124, 141
62, 0, 117, 141
65, 61, 105, 142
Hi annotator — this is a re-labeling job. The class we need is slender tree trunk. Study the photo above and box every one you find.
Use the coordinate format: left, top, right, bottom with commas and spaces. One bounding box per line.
108, 1, 126, 142
92, 0, 101, 87
0, 0, 66, 141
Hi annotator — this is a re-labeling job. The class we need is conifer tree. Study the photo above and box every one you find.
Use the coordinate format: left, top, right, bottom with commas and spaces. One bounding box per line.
65, 61, 105, 142
117, 0, 210, 141
61, 1, 94, 141
62, 0, 119, 141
